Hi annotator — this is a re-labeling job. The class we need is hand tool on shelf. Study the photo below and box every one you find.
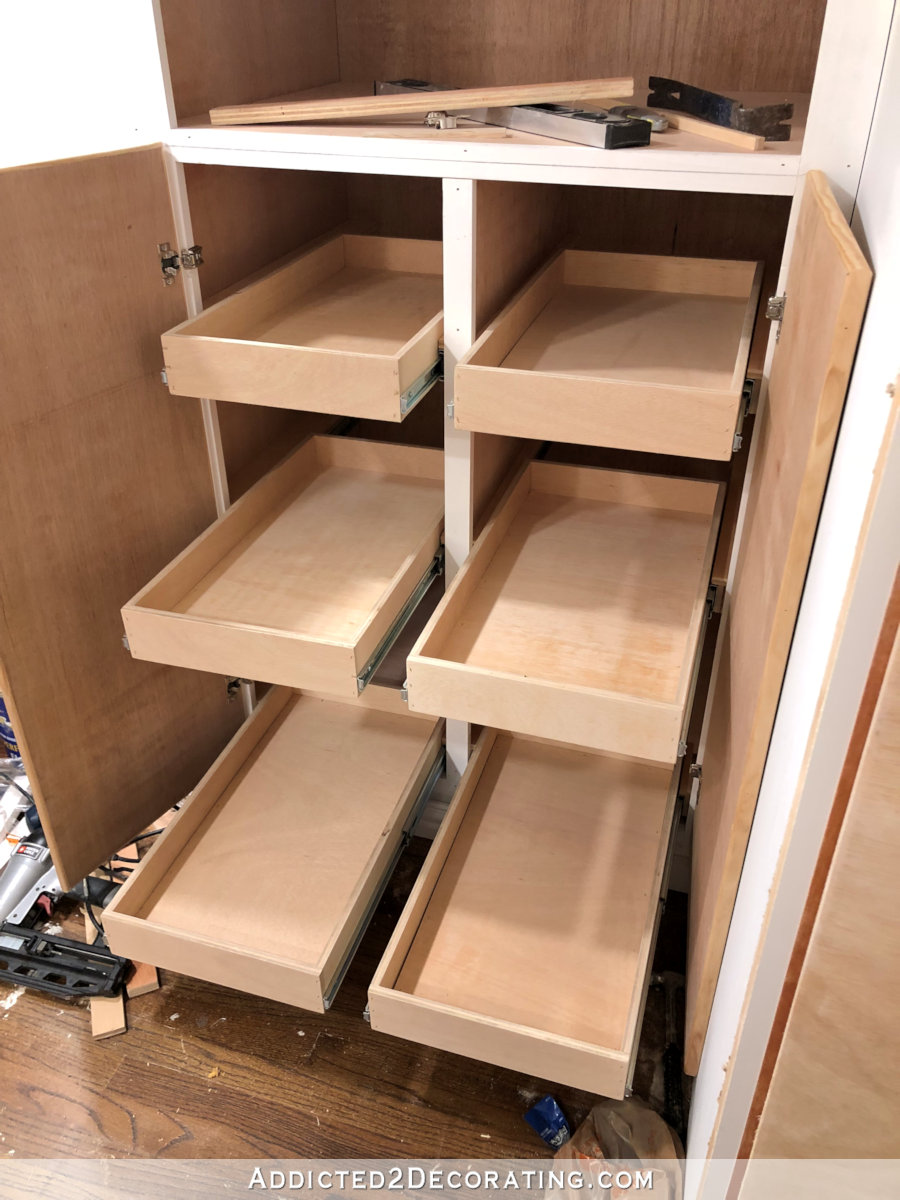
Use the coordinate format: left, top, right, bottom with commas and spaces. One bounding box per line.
608, 103, 669, 132
375, 79, 651, 149
648, 76, 794, 140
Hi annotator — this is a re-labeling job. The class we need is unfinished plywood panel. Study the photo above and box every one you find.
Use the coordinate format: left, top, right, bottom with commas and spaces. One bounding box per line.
334, 1, 826, 95
369, 731, 677, 1095
160, 0, 340, 123
346, 176, 444, 244
746, 604, 900, 1160
408, 461, 722, 761
684, 172, 872, 1075
457, 250, 761, 458
105, 689, 443, 1010
0, 148, 240, 891
123, 437, 444, 698
162, 235, 443, 421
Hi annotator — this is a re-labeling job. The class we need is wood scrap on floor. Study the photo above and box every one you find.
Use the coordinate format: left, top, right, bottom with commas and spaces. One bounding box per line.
126, 960, 160, 999
83, 908, 126, 1040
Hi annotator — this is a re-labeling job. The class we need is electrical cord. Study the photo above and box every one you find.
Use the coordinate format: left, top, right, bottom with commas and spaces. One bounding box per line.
77, 880, 107, 944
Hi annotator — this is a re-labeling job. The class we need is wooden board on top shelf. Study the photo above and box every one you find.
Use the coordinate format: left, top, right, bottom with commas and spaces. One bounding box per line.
209, 78, 634, 125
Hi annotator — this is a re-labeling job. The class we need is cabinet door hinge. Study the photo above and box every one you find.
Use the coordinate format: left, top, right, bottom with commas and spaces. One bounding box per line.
158, 242, 204, 287
765, 293, 786, 341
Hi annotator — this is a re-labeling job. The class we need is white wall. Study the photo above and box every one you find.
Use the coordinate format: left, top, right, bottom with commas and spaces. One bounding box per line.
0, 1, 168, 169
687, 6, 900, 1193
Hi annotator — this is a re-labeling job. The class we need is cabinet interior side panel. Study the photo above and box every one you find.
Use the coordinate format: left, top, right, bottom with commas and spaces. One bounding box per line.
161, 0, 341, 123
184, 164, 352, 497
471, 181, 568, 529
0, 148, 241, 888
345, 176, 443, 242
334, 0, 826, 94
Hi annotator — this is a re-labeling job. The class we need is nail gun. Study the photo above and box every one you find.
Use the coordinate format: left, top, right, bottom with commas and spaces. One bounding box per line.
0, 809, 129, 999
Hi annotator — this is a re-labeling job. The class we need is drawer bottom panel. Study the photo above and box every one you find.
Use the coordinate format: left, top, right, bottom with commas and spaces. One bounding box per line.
104, 688, 443, 1012
369, 730, 677, 1095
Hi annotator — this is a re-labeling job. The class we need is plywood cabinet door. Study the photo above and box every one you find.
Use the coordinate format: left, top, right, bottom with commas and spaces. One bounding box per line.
684, 171, 872, 1074
0, 146, 241, 889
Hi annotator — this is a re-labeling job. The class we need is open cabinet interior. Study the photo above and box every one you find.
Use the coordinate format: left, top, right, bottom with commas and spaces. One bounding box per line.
0, 40, 873, 1129
158, 0, 827, 135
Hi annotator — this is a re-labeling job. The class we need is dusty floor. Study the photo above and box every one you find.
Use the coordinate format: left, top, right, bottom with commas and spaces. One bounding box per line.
0, 841, 688, 1159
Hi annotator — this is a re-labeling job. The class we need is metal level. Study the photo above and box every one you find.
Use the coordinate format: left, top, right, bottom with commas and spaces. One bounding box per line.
375, 80, 650, 149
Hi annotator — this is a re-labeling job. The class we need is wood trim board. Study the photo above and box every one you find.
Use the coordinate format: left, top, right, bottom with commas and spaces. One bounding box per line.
209, 78, 634, 125
407, 459, 723, 762
456, 249, 762, 459
122, 436, 444, 698
105, 688, 443, 1011
369, 729, 678, 1095
684, 170, 873, 1075
162, 233, 444, 420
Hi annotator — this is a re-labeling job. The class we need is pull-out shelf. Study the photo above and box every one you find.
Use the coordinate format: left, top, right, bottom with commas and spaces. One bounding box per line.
369, 730, 678, 1096
104, 688, 444, 1011
455, 250, 762, 459
161, 234, 444, 421
407, 460, 723, 762
122, 436, 444, 697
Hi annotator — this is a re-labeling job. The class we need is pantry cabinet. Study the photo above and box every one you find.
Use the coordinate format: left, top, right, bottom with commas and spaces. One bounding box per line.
1, 0, 894, 1177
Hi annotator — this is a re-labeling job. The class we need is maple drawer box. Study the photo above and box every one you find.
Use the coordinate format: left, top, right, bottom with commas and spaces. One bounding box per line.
105, 687, 443, 1011
454, 249, 762, 459
369, 729, 677, 1095
122, 436, 444, 697
161, 234, 443, 421
406, 459, 723, 762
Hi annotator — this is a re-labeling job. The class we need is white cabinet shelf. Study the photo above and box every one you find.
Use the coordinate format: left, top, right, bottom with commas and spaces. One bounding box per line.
165, 85, 809, 195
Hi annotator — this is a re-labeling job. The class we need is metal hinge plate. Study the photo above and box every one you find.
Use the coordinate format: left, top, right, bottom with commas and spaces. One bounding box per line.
689, 760, 703, 810
765, 293, 786, 340
158, 242, 204, 287
705, 582, 721, 620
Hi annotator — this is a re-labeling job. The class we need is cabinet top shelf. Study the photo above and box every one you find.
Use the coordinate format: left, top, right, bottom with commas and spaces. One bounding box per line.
166, 84, 809, 196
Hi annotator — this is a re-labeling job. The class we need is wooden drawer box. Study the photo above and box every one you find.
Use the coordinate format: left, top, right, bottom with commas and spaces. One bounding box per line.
162, 234, 444, 421
406, 460, 723, 762
122, 436, 444, 698
369, 730, 677, 1095
455, 250, 762, 459
104, 687, 443, 1011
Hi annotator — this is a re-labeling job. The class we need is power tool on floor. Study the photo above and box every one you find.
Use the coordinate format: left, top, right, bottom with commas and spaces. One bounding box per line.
0, 806, 129, 999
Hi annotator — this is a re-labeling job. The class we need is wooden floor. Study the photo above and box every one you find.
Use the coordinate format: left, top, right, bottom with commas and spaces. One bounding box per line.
0, 843, 684, 1159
